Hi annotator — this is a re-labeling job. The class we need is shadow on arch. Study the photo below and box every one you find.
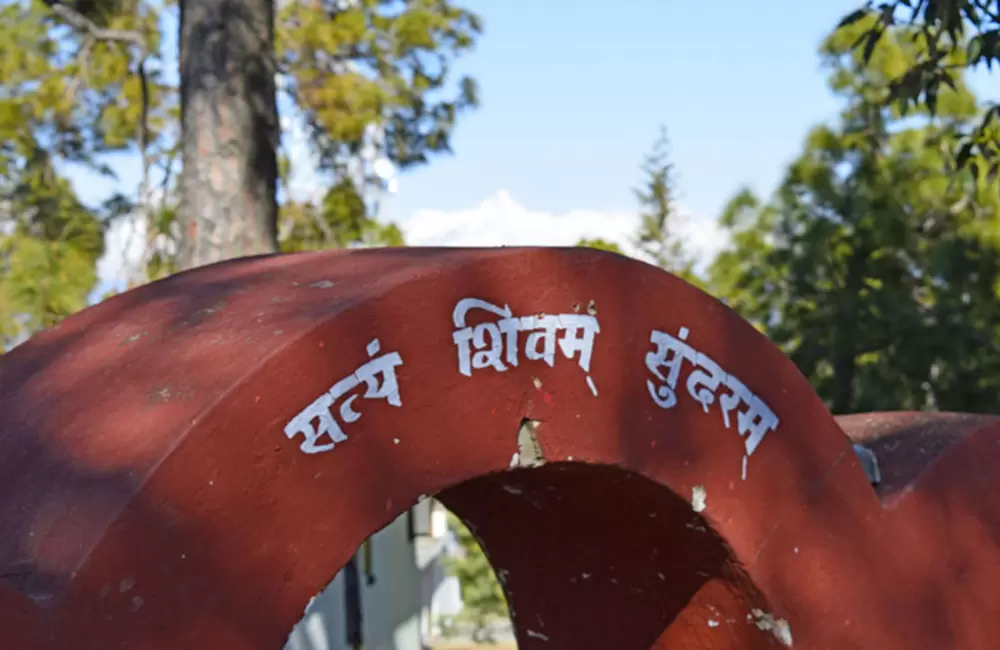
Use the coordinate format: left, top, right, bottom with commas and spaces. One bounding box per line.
434, 460, 783, 649
287, 460, 782, 650
1, 247, 998, 650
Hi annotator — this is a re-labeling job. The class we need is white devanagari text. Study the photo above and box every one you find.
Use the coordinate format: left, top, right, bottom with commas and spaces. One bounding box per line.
452, 297, 601, 396
284, 338, 404, 454
645, 327, 779, 479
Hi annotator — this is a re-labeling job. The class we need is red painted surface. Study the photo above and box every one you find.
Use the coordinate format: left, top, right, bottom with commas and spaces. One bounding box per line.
0, 247, 997, 649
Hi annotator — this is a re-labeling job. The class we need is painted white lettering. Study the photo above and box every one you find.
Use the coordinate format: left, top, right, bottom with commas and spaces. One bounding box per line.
738, 395, 779, 457
452, 298, 520, 376
686, 352, 727, 413
645, 327, 696, 409
718, 375, 753, 429
520, 314, 562, 367
451, 298, 601, 391
644, 326, 781, 476
353, 339, 404, 406
284, 393, 347, 454
285, 338, 405, 455
557, 314, 601, 372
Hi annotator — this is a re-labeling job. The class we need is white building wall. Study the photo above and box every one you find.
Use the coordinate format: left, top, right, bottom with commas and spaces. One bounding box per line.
363, 512, 423, 650
284, 510, 423, 650
417, 503, 464, 638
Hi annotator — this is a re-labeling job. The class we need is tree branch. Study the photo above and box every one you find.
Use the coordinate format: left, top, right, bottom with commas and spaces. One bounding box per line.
974, 0, 1000, 24
46, 2, 145, 48
47, 1, 157, 282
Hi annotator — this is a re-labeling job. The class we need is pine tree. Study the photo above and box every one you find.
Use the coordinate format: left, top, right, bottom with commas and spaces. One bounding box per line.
176, 0, 280, 269
0, 0, 170, 349
2, 0, 483, 344
633, 126, 695, 280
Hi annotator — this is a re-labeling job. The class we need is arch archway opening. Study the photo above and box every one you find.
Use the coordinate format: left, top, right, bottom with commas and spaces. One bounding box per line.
440, 463, 784, 649
287, 462, 785, 650
284, 497, 502, 650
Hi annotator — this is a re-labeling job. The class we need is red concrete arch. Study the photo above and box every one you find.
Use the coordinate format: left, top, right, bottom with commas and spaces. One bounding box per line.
0, 248, 997, 649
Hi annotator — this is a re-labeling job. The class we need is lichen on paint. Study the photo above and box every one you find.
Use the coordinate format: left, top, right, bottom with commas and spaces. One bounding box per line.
284, 338, 404, 454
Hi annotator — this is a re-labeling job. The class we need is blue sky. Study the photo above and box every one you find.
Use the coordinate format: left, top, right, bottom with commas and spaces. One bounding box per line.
74, 1, 994, 289
382, 0, 992, 220
388, 0, 866, 221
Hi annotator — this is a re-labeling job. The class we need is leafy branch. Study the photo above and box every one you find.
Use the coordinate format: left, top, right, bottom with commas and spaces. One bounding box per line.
45, 0, 159, 284
839, 0, 999, 183
46, 1, 146, 47
45, 1, 152, 147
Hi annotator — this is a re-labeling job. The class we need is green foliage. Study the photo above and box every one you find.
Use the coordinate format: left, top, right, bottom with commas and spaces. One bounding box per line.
632, 126, 697, 282
270, 0, 482, 254
2, 0, 482, 342
575, 237, 624, 254
0, 0, 170, 348
709, 20, 1000, 413
0, 159, 105, 348
154, 0, 483, 259
0, 0, 170, 167
277, 0, 481, 171
824, 12, 979, 121
279, 180, 404, 251
838, 0, 999, 182
441, 511, 508, 642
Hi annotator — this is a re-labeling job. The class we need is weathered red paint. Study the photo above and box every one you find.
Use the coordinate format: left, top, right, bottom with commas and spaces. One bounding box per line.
836, 411, 1000, 498
0, 247, 997, 649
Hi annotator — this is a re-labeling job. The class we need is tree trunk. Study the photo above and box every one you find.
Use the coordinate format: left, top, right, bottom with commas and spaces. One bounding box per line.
177, 0, 279, 271
831, 241, 869, 415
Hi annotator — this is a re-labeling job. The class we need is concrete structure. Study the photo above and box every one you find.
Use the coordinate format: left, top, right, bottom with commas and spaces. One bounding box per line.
1, 248, 999, 649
